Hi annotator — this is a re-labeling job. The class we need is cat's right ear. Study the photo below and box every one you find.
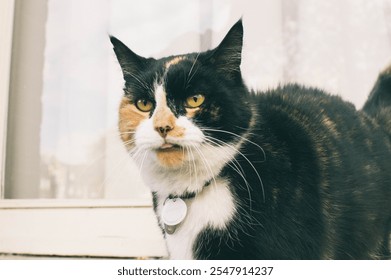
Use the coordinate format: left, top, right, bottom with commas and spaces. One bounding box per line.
109, 36, 148, 80
203, 19, 244, 79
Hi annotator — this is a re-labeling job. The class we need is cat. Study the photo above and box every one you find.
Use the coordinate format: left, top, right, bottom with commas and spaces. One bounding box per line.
110, 19, 391, 259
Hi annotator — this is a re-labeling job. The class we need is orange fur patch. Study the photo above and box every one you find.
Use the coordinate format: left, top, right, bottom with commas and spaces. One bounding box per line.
153, 106, 176, 131
118, 97, 148, 149
165, 56, 185, 69
156, 148, 185, 168
153, 106, 186, 138
185, 107, 200, 119
153, 87, 185, 139
169, 126, 185, 138
381, 62, 391, 76
152, 88, 186, 167
322, 116, 339, 137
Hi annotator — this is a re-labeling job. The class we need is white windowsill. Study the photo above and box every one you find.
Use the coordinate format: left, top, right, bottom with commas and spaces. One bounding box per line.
0, 199, 167, 258
0, 198, 152, 209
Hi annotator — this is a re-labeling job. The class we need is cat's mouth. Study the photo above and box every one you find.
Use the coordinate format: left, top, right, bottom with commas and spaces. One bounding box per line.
157, 143, 181, 151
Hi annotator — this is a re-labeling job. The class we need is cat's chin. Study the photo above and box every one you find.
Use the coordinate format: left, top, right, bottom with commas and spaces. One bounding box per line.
154, 145, 185, 169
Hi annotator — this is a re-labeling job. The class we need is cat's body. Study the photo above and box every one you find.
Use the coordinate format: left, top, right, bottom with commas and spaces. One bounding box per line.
111, 20, 391, 259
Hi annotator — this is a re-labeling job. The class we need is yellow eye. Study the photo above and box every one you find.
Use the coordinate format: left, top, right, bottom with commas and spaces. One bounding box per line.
135, 99, 153, 112
186, 94, 205, 108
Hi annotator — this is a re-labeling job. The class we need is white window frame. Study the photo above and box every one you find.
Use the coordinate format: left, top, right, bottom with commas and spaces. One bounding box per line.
0, 0, 167, 258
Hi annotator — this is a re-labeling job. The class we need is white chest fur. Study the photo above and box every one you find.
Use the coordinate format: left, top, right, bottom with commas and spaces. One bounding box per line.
156, 179, 236, 259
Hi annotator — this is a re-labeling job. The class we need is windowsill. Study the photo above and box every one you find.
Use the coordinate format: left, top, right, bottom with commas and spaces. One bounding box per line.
0, 253, 164, 260
0, 199, 167, 258
0, 198, 152, 209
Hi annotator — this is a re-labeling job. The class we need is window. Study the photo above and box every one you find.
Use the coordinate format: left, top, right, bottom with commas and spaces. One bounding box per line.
1, 0, 391, 258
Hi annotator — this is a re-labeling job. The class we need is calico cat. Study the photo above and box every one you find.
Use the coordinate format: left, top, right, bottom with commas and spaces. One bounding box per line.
110, 19, 391, 259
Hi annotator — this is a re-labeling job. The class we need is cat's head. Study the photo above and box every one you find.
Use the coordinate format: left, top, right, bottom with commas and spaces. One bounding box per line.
111, 20, 252, 171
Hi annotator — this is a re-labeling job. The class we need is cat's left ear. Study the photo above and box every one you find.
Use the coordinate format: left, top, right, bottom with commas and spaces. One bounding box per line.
206, 19, 243, 78
110, 35, 149, 80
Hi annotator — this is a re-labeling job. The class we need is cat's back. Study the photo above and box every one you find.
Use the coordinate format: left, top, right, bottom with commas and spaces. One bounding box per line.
253, 83, 391, 194
246, 84, 391, 259
256, 84, 358, 129
255, 83, 391, 151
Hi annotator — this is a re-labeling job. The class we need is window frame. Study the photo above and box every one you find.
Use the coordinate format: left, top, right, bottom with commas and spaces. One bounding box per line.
0, 0, 14, 198
0, 0, 166, 258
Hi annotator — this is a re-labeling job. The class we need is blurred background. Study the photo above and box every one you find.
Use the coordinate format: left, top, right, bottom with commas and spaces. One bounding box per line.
4, 0, 391, 199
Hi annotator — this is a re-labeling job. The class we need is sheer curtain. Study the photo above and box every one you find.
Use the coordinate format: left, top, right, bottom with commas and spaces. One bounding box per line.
5, 0, 391, 199
39, 0, 205, 199
230, 0, 391, 108
280, 0, 391, 107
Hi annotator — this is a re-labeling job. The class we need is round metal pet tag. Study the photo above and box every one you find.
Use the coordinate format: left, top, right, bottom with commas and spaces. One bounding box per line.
162, 198, 187, 226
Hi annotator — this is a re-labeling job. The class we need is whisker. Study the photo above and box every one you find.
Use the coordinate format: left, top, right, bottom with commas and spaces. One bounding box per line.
129, 146, 144, 162
204, 136, 265, 203
189, 146, 199, 191
188, 52, 200, 80
138, 149, 149, 177
179, 146, 186, 176
202, 139, 254, 211
203, 141, 247, 185
117, 131, 136, 136
187, 65, 200, 87
191, 144, 218, 190
122, 139, 137, 151
186, 52, 201, 88
97, 149, 133, 196
185, 146, 193, 189
122, 138, 136, 145
124, 72, 150, 91
202, 128, 266, 162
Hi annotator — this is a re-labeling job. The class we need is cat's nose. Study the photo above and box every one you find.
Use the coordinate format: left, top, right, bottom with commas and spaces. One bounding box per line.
156, 125, 173, 138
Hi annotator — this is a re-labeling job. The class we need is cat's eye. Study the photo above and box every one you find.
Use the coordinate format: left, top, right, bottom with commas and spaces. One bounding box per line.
185, 94, 205, 108
135, 99, 153, 112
